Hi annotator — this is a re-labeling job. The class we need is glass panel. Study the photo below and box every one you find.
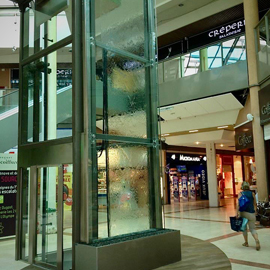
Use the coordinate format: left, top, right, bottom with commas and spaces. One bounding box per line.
0, 90, 18, 115
96, 47, 147, 138
183, 51, 200, 76
23, 2, 72, 59
63, 164, 72, 270
22, 45, 72, 143
95, 0, 145, 57
36, 167, 58, 267
22, 168, 30, 260
106, 143, 150, 237
222, 37, 246, 66
97, 151, 109, 239
164, 58, 180, 82
158, 63, 164, 84
207, 44, 222, 69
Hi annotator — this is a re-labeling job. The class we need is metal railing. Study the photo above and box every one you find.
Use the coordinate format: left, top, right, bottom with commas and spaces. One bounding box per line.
158, 35, 246, 84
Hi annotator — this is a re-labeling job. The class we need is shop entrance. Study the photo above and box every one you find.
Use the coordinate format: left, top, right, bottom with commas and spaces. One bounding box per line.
28, 165, 73, 270
217, 155, 244, 198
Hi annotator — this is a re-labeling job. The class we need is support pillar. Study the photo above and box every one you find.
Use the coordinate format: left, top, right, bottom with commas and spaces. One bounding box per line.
200, 48, 209, 72
244, 0, 269, 201
206, 142, 219, 207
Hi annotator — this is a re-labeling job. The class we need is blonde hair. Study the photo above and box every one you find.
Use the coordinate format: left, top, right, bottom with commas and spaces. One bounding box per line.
241, 181, 250, 191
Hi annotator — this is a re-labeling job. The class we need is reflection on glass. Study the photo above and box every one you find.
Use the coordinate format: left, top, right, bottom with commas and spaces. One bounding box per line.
95, 0, 145, 57
95, 47, 147, 138
63, 164, 73, 270
22, 46, 72, 143
164, 58, 180, 82
22, 169, 30, 260
183, 51, 200, 76
36, 167, 58, 267
23, 2, 72, 59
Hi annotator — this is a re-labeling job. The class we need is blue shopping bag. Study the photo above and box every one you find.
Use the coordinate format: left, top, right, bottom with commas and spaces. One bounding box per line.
230, 216, 243, 232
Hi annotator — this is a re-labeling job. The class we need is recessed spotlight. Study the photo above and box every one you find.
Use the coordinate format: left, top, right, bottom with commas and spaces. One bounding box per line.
195, 142, 200, 145
189, 130, 198, 133
217, 126, 228, 129
220, 144, 224, 147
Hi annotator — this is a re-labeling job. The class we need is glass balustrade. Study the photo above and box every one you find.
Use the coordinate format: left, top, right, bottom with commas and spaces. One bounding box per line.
158, 35, 247, 83
0, 90, 19, 115
255, 11, 270, 52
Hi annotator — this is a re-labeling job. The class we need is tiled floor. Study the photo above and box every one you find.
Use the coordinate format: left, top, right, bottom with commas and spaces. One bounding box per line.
0, 198, 269, 270
164, 198, 270, 270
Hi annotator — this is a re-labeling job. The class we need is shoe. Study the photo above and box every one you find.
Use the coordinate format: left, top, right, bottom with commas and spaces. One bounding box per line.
242, 242, 249, 247
256, 240, 260, 251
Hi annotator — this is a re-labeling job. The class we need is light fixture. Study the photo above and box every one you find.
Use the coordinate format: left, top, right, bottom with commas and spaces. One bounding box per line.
195, 142, 200, 145
189, 130, 198, 133
217, 126, 228, 129
161, 133, 170, 136
243, 128, 249, 132
178, 3, 184, 7
220, 144, 224, 147
247, 114, 254, 121
249, 157, 253, 164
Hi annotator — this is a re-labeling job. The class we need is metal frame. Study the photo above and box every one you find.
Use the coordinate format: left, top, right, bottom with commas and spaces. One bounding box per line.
17, 0, 163, 269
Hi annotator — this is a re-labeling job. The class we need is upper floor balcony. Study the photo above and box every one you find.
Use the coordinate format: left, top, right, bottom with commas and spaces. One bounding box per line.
158, 35, 249, 107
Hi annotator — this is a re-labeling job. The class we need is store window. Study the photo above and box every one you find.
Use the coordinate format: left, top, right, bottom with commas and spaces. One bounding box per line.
233, 155, 243, 195
243, 156, 256, 186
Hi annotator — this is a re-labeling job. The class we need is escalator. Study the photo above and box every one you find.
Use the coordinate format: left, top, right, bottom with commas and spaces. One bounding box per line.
0, 82, 130, 153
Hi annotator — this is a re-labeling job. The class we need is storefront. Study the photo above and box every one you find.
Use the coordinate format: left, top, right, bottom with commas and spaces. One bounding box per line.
166, 153, 208, 203
165, 149, 255, 204
259, 84, 270, 196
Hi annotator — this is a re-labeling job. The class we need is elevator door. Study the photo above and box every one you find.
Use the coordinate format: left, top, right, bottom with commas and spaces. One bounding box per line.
29, 165, 72, 270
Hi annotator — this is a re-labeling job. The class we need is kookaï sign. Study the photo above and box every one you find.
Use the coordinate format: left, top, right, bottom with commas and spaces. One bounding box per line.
235, 122, 253, 151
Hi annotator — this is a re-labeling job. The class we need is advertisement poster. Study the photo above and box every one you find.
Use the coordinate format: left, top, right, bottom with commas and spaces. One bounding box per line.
181, 175, 188, 201
0, 154, 17, 238
201, 169, 208, 200
189, 175, 196, 201
173, 176, 180, 202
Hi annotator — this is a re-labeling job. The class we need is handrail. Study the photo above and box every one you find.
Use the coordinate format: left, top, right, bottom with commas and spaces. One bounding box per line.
0, 89, 19, 99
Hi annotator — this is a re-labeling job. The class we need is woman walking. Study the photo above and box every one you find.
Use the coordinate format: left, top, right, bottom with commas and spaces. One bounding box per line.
237, 181, 260, 250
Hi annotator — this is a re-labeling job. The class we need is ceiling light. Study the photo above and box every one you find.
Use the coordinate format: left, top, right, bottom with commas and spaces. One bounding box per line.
195, 142, 200, 145
220, 144, 224, 147
178, 3, 184, 7
161, 133, 170, 136
243, 129, 249, 132
217, 126, 228, 129
189, 130, 198, 133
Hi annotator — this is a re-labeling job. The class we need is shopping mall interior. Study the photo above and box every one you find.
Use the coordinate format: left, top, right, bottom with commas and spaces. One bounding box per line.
0, 0, 270, 269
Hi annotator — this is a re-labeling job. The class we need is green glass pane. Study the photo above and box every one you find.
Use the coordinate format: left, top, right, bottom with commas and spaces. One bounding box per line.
22, 46, 72, 143
23, 3, 72, 59
107, 143, 150, 236
95, 0, 145, 57
96, 47, 147, 138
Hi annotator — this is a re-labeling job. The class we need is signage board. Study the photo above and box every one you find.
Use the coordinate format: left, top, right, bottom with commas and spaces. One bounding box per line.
235, 122, 253, 151
259, 84, 270, 125
0, 154, 17, 238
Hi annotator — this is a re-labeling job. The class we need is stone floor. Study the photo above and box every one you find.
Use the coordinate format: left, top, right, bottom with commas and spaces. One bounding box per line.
0, 198, 269, 270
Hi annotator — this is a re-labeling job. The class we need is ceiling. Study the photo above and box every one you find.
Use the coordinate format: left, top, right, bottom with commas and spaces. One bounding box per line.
160, 93, 243, 150
157, 0, 270, 48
